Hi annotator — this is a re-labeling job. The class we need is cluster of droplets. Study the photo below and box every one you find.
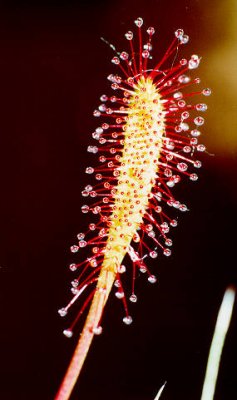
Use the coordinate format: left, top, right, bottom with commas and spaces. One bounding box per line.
59, 17, 211, 337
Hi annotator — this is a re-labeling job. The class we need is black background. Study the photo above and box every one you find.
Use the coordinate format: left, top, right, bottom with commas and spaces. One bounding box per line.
0, 1, 236, 399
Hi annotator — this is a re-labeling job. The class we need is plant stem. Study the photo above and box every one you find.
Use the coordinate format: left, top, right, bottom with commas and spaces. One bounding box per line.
55, 269, 115, 400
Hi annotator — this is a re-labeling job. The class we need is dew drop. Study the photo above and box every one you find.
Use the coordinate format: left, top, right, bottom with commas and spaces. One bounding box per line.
114, 279, 121, 288
145, 224, 153, 232
99, 156, 106, 163
188, 55, 200, 69
87, 145, 98, 154
81, 205, 89, 214
88, 258, 97, 267
125, 31, 133, 40
202, 88, 211, 96
89, 223, 96, 231
134, 17, 143, 27
196, 103, 207, 112
77, 233, 85, 240
149, 250, 158, 259
92, 326, 103, 335
140, 265, 147, 273
173, 201, 180, 209
93, 206, 101, 214
167, 180, 175, 188
111, 56, 120, 65
100, 94, 108, 102
63, 329, 73, 338
93, 110, 101, 117
163, 248, 171, 256
167, 199, 174, 206
71, 287, 79, 295
92, 131, 100, 140
148, 230, 156, 238
181, 111, 189, 120
123, 315, 133, 325
166, 80, 173, 87
96, 127, 104, 134
115, 291, 125, 299
142, 50, 150, 58
165, 239, 173, 246
107, 74, 114, 82
190, 138, 198, 145
183, 146, 191, 153
191, 129, 201, 137
133, 232, 140, 243
161, 222, 169, 233
179, 122, 189, 131
113, 75, 122, 84
90, 191, 97, 198
180, 34, 189, 44
148, 274, 157, 283
70, 245, 79, 253
194, 116, 205, 126
98, 104, 106, 113
177, 162, 188, 172
165, 140, 175, 150
85, 167, 94, 174
164, 168, 172, 177
111, 83, 119, 90
117, 264, 126, 273
170, 219, 178, 227
71, 279, 79, 288
81, 205, 90, 214
69, 263, 77, 271
154, 192, 162, 201
147, 27, 155, 35
110, 96, 117, 103
178, 75, 190, 84
179, 204, 188, 212
129, 294, 137, 303
58, 308, 67, 317
174, 175, 181, 183
178, 100, 186, 108
99, 227, 107, 237
190, 173, 198, 181
173, 91, 183, 99
194, 160, 202, 168
197, 144, 206, 152
120, 51, 129, 60
175, 29, 184, 39
180, 58, 187, 66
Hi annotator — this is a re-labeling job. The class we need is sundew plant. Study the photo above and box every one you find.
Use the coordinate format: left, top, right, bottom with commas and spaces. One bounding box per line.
55, 17, 211, 400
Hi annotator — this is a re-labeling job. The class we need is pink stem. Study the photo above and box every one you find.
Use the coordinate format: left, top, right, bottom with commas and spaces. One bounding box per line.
55, 268, 115, 400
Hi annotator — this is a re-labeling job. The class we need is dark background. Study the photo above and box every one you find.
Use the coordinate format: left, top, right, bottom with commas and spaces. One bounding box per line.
0, 0, 236, 399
